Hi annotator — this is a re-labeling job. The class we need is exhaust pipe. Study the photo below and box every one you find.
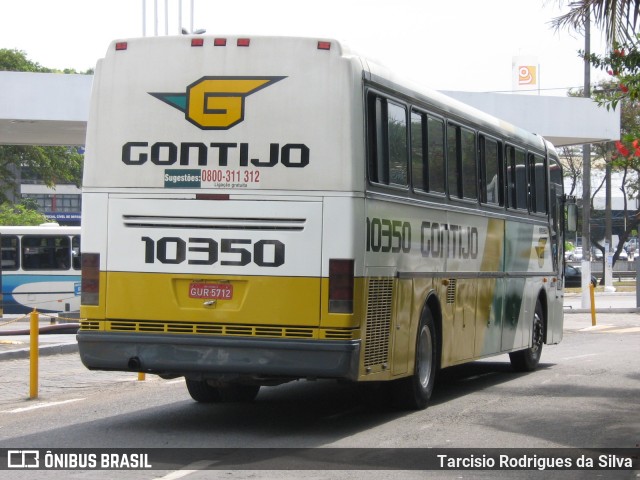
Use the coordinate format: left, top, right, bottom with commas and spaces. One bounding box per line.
128, 356, 142, 370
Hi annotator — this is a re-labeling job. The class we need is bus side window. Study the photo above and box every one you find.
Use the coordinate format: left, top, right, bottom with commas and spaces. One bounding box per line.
507, 145, 527, 210
447, 124, 460, 198
387, 102, 408, 186
22, 235, 70, 270
461, 128, 477, 200
480, 135, 502, 205
447, 124, 477, 200
411, 112, 445, 195
427, 116, 445, 194
531, 153, 547, 213
72, 235, 81, 270
411, 111, 426, 192
367, 94, 408, 188
1, 235, 19, 270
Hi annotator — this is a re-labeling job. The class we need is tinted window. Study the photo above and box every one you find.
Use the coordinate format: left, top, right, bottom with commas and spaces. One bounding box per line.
448, 124, 477, 200
507, 145, 527, 210
427, 116, 445, 194
1, 235, 19, 271
480, 136, 501, 205
367, 94, 408, 187
22, 235, 70, 271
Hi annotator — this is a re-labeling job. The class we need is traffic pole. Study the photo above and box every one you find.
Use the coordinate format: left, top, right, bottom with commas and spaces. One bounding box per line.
29, 309, 39, 399
589, 283, 597, 326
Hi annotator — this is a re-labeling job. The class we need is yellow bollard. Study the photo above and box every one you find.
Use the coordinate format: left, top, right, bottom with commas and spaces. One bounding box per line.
589, 282, 597, 326
29, 309, 39, 399
138, 372, 146, 381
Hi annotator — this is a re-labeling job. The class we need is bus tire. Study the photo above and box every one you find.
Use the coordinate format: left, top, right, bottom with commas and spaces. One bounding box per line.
509, 299, 544, 372
392, 308, 437, 410
185, 379, 260, 403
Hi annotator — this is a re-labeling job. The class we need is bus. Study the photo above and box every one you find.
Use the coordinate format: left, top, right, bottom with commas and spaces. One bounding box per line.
1, 225, 81, 314
78, 35, 574, 409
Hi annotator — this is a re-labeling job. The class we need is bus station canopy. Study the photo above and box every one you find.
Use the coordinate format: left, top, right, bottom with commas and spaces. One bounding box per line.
0, 71, 620, 147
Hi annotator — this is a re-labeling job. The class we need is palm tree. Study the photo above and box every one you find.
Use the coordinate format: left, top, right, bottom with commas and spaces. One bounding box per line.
551, 0, 640, 44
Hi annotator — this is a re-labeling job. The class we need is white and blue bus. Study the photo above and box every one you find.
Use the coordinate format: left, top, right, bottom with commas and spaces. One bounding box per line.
0, 225, 81, 314
78, 36, 574, 409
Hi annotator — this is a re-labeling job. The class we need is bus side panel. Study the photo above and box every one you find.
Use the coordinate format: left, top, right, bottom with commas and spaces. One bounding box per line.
502, 220, 550, 352
474, 218, 505, 357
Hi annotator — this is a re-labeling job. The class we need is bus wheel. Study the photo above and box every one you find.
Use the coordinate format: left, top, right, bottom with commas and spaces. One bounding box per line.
392, 308, 437, 410
509, 300, 544, 372
185, 379, 260, 403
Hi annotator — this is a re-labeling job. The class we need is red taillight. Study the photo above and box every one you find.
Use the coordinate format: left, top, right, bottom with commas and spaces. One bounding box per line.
237, 38, 250, 47
214, 38, 227, 46
317, 41, 331, 51
191, 38, 204, 47
81, 253, 100, 306
115, 42, 128, 51
329, 259, 354, 313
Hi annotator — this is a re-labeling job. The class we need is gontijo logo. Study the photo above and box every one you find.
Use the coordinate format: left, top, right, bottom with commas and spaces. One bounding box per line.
150, 76, 285, 130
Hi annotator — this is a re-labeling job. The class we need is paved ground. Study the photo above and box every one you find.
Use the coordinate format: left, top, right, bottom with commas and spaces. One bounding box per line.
0, 293, 638, 405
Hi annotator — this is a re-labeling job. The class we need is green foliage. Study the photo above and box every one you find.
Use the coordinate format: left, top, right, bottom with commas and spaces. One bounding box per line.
582, 40, 640, 111
0, 145, 83, 203
0, 48, 51, 72
0, 202, 51, 226
0, 48, 93, 74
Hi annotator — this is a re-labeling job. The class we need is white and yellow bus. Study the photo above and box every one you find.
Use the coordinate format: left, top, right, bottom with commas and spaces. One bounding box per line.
78, 35, 573, 409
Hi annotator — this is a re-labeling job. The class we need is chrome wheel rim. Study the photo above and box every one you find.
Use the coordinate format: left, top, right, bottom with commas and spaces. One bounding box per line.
417, 324, 433, 388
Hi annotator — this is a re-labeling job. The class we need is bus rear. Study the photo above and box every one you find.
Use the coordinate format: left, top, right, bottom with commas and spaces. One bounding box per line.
78, 36, 367, 400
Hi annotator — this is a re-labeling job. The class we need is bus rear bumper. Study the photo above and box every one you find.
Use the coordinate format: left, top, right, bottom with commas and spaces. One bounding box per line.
77, 332, 361, 381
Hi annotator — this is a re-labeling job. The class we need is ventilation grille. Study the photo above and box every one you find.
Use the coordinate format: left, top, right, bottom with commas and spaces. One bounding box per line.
79, 320, 358, 340
122, 215, 305, 231
446, 279, 457, 304
364, 277, 393, 368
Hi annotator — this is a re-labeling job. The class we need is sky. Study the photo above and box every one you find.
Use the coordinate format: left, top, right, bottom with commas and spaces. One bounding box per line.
0, 0, 610, 95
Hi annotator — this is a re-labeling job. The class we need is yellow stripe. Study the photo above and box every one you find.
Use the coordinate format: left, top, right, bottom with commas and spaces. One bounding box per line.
81, 272, 365, 332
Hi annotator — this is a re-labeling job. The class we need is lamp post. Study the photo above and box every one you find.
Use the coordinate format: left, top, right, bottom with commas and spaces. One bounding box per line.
581, 9, 592, 308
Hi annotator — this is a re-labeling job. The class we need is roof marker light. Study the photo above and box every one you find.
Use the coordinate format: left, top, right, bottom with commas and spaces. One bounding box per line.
237, 38, 250, 47
115, 42, 128, 51
191, 38, 204, 47
317, 41, 331, 50
214, 38, 227, 46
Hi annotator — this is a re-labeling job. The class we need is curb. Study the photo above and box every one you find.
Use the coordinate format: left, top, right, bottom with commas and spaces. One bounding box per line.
564, 308, 640, 314
0, 343, 78, 361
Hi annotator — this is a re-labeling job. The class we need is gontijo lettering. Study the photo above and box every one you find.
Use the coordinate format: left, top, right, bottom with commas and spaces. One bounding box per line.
122, 142, 310, 168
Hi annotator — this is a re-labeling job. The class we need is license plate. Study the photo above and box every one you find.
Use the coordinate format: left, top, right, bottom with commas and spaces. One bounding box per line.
189, 282, 233, 300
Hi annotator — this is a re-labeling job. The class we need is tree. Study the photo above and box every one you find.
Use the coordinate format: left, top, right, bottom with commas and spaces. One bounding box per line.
551, 0, 640, 44
0, 49, 84, 203
0, 48, 50, 73
553, 2, 640, 270
0, 202, 51, 226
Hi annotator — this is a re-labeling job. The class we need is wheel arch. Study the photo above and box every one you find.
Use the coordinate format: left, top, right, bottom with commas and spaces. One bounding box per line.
537, 288, 549, 344
422, 290, 442, 371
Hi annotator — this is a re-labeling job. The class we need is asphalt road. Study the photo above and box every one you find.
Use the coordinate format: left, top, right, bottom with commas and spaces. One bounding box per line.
0, 314, 637, 480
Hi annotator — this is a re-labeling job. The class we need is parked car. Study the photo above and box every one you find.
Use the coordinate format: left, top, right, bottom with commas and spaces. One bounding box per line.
625, 238, 638, 253
618, 249, 629, 261
564, 264, 597, 288
591, 248, 603, 260
569, 247, 583, 262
